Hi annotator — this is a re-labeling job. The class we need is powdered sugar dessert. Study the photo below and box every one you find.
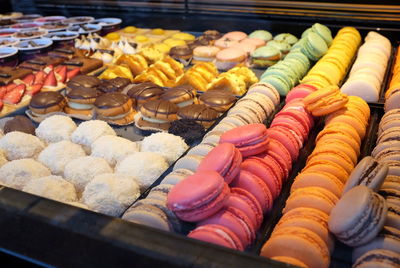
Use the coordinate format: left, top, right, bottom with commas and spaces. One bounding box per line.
0, 131, 45, 160
35, 115, 77, 143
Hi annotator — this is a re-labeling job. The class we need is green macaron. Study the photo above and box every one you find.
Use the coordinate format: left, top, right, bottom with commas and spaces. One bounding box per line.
301, 32, 328, 61
251, 46, 282, 67
249, 30, 273, 42
311, 23, 333, 46
274, 33, 299, 45
261, 75, 291, 96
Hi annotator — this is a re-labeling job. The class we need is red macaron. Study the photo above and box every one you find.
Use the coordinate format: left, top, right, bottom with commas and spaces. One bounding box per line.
167, 171, 230, 222
264, 138, 292, 179
219, 123, 268, 157
197, 143, 242, 184
268, 127, 300, 162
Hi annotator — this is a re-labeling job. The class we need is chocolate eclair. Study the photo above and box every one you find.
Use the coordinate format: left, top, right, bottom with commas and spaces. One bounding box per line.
199, 89, 236, 112
177, 104, 219, 128
161, 85, 196, 107
94, 92, 135, 124
65, 86, 98, 116
66, 75, 101, 92
138, 99, 179, 131
127, 82, 164, 108
29, 91, 66, 116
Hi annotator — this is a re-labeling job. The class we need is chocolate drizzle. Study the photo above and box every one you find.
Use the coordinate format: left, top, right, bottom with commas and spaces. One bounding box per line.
161, 85, 196, 101
127, 82, 164, 99
142, 99, 178, 115
94, 92, 129, 108
30, 91, 65, 108
177, 104, 219, 122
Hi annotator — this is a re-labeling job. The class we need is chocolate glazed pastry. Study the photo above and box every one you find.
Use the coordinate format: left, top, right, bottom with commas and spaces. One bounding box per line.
169, 46, 193, 64
127, 82, 164, 108
65, 87, 99, 116
29, 91, 66, 116
97, 77, 131, 93
161, 85, 196, 107
177, 104, 220, 128
138, 99, 179, 131
199, 89, 236, 112
203, 30, 223, 41
94, 92, 135, 124
4, 115, 36, 135
169, 119, 206, 144
66, 75, 101, 92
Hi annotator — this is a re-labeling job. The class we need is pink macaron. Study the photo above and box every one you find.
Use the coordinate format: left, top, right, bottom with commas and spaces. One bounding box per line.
231, 170, 273, 213
198, 206, 256, 247
223, 31, 248, 41
226, 187, 263, 229
271, 114, 308, 142
219, 123, 268, 157
215, 48, 247, 71
264, 138, 292, 178
278, 101, 314, 130
268, 127, 300, 161
188, 224, 244, 251
241, 157, 282, 199
240, 38, 266, 48
286, 84, 317, 103
197, 143, 242, 184
167, 171, 230, 222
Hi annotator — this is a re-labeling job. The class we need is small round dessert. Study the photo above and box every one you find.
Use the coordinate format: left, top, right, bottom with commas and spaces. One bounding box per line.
38, 140, 86, 175
116, 152, 169, 191
82, 173, 141, 217
65, 87, 98, 116
64, 156, 113, 192
199, 90, 236, 112
97, 77, 130, 93
177, 104, 220, 128
215, 48, 247, 71
169, 45, 193, 63
127, 82, 164, 109
66, 75, 101, 92
161, 85, 197, 108
90, 135, 139, 167
22, 175, 78, 203
137, 99, 179, 131
203, 30, 223, 42
141, 132, 188, 164
187, 36, 210, 50
3, 115, 36, 135
71, 120, 116, 151
94, 92, 135, 125
0, 159, 51, 190
192, 46, 220, 64
35, 115, 77, 143
29, 91, 66, 116
0, 131, 45, 160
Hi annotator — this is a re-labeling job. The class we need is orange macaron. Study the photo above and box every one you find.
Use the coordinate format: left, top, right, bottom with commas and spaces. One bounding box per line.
303, 85, 349, 116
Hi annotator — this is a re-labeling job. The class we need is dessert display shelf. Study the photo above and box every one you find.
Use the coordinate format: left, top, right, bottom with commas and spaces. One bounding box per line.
1, 15, 400, 268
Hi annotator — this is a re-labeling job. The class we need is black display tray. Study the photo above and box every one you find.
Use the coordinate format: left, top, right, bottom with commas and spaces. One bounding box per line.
1, 19, 398, 268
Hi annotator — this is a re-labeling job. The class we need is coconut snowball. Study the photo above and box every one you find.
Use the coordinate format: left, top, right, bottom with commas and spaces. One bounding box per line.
64, 156, 113, 192
91, 135, 139, 166
38, 140, 86, 175
0, 131, 45, 160
141, 133, 188, 164
35, 115, 77, 143
0, 158, 51, 189
22, 175, 78, 203
71, 120, 116, 152
82, 173, 140, 217
116, 152, 169, 191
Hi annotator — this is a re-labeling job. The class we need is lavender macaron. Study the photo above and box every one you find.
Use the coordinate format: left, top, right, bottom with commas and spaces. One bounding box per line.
343, 156, 388, 193
328, 186, 388, 247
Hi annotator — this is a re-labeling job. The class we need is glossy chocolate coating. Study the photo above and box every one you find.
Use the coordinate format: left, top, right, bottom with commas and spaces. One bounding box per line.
169, 46, 193, 57
199, 90, 236, 106
142, 99, 178, 115
29, 91, 65, 109
98, 77, 130, 93
127, 82, 164, 100
188, 36, 210, 49
67, 86, 98, 100
161, 85, 196, 101
4, 115, 36, 135
203, 30, 223, 40
178, 104, 219, 121
94, 92, 130, 109
66, 75, 101, 90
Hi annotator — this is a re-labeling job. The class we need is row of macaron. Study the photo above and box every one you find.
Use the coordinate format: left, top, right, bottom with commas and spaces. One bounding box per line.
260, 91, 370, 267
120, 82, 281, 232
385, 45, 400, 112
327, 107, 400, 265
341, 31, 392, 103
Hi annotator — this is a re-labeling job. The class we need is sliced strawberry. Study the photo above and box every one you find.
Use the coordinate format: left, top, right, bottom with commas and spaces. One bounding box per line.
54, 65, 64, 74
6, 83, 17, 92
26, 84, 43, 96
67, 67, 80, 80
56, 65, 67, 83
3, 84, 26, 104
22, 74, 35, 86
0, 86, 7, 99
34, 71, 46, 85
0, 100, 3, 111
43, 70, 57, 87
